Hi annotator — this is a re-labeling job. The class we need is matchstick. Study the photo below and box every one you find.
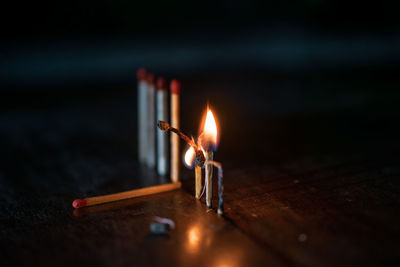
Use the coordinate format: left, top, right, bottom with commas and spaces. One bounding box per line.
170, 80, 180, 183
198, 107, 218, 207
156, 77, 168, 176
72, 182, 182, 208
147, 73, 156, 168
157, 120, 205, 167
209, 160, 224, 215
205, 151, 214, 207
137, 68, 147, 164
195, 165, 202, 199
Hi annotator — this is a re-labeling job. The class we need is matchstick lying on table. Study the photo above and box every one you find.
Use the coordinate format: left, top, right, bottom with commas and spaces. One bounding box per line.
72, 182, 181, 208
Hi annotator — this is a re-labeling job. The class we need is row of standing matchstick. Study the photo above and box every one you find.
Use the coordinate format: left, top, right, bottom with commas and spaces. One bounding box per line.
137, 68, 180, 182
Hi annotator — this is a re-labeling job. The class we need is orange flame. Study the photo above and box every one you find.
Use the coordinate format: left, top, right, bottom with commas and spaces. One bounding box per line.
184, 146, 196, 168
199, 107, 218, 151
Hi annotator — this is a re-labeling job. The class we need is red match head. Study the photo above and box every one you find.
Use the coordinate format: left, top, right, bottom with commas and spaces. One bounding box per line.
136, 68, 147, 81
72, 199, 87, 209
170, 79, 181, 94
157, 77, 167, 91
147, 73, 155, 85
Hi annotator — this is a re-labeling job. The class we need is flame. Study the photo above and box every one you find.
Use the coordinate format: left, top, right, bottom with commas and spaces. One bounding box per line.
184, 146, 196, 167
199, 107, 218, 151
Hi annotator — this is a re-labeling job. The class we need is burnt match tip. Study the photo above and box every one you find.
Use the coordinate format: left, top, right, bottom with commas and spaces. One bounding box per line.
157, 120, 170, 131
195, 150, 206, 167
170, 79, 181, 94
72, 199, 87, 209
217, 208, 224, 215
147, 73, 155, 85
136, 68, 147, 81
157, 77, 167, 90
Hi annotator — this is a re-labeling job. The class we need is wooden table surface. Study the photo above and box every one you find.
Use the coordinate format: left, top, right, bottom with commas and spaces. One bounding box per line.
1, 72, 399, 266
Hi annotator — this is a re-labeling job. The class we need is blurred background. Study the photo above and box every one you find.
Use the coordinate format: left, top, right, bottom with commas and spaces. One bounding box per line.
1, 0, 400, 169
1, 0, 400, 104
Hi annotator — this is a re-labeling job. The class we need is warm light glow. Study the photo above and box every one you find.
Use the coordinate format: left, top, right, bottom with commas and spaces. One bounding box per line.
213, 248, 242, 267
186, 225, 202, 254
204, 109, 217, 143
214, 254, 239, 267
200, 108, 218, 150
188, 227, 200, 246
184, 146, 196, 167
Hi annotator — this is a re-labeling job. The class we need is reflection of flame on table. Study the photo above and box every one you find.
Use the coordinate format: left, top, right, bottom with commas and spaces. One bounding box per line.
214, 249, 241, 267
186, 225, 202, 253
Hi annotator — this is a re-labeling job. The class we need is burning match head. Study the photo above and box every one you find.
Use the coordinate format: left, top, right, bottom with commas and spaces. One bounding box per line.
199, 107, 219, 151
157, 120, 171, 131
170, 79, 181, 94
157, 77, 167, 90
147, 73, 155, 85
184, 146, 206, 168
72, 199, 87, 209
136, 68, 147, 81
195, 149, 206, 167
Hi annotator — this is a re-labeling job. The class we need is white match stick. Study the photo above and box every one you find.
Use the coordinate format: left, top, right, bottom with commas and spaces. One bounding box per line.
170, 80, 180, 183
205, 151, 214, 207
146, 73, 156, 169
156, 77, 168, 176
137, 68, 147, 164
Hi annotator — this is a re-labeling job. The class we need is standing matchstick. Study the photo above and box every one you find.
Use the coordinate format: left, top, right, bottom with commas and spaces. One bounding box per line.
156, 77, 168, 176
209, 160, 224, 215
147, 73, 156, 169
184, 145, 203, 199
137, 68, 147, 164
195, 164, 202, 199
170, 80, 180, 183
205, 151, 213, 207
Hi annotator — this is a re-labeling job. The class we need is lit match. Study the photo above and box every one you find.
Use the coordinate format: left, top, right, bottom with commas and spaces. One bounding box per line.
158, 107, 224, 214
199, 108, 218, 208
157, 121, 205, 166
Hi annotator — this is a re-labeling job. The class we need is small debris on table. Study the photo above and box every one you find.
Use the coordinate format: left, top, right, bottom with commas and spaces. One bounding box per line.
150, 216, 175, 234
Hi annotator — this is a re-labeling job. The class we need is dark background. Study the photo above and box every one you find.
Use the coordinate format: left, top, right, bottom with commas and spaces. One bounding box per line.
2, 0, 400, 92
1, 1, 400, 266
1, 0, 399, 162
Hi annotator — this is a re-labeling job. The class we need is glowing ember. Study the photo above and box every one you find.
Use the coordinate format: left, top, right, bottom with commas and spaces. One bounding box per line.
184, 146, 196, 167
